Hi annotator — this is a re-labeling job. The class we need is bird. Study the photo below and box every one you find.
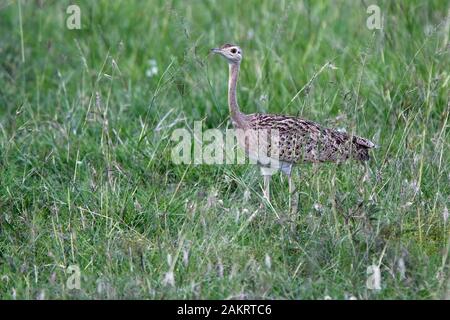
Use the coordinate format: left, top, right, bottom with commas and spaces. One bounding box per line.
210, 43, 376, 212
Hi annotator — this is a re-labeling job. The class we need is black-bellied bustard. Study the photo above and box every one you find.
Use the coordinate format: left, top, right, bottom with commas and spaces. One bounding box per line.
211, 43, 376, 212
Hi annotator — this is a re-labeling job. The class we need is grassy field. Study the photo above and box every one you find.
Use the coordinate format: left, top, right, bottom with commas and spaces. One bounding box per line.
0, 0, 449, 299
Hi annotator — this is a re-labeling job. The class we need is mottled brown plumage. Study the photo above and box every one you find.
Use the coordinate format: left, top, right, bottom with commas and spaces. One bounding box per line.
246, 113, 375, 163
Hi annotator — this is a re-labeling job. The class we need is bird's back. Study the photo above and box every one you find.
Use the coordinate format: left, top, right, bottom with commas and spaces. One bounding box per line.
246, 113, 375, 163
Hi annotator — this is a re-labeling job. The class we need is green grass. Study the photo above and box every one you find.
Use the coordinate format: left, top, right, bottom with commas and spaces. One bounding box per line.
0, 0, 449, 299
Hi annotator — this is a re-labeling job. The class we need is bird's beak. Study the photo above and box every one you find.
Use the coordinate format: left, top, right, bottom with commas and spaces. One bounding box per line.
210, 48, 221, 54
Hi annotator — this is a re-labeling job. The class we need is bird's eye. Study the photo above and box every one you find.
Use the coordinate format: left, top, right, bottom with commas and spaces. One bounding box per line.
231, 48, 237, 54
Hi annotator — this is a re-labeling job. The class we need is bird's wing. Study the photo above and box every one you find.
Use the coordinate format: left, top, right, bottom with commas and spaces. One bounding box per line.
248, 113, 375, 148
246, 113, 375, 163
247, 113, 324, 137
351, 135, 376, 149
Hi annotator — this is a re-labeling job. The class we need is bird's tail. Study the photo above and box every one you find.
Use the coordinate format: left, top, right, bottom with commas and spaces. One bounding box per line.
352, 136, 376, 161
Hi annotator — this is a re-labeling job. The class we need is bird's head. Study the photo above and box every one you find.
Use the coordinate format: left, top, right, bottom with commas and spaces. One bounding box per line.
211, 44, 243, 64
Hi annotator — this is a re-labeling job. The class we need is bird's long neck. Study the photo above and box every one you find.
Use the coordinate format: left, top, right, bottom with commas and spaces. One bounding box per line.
228, 63, 245, 127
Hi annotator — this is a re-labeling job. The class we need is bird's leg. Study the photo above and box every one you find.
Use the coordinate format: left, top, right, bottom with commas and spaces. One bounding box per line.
288, 174, 299, 217
281, 163, 298, 217
288, 174, 293, 213
259, 166, 275, 209
262, 174, 271, 204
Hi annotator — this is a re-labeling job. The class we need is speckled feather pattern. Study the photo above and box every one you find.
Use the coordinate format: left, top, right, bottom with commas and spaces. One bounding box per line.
245, 113, 375, 163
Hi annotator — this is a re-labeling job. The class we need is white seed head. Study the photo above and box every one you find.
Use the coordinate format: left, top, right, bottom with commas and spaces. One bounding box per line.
397, 257, 406, 280
162, 271, 175, 287
443, 207, 449, 223
167, 253, 172, 267
243, 189, 251, 201
264, 254, 272, 270
217, 260, 224, 278
366, 265, 382, 290
313, 203, 323, 212
183, 249, 189, 267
